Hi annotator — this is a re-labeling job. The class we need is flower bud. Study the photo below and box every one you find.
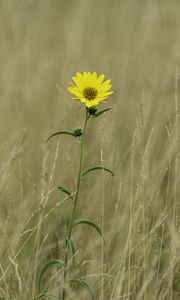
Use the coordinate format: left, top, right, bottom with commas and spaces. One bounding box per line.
73, 128, 82, 137
88, 106, 97, 116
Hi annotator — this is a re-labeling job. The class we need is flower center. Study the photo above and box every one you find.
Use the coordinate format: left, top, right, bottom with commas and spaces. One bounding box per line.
83, 87, 97, 100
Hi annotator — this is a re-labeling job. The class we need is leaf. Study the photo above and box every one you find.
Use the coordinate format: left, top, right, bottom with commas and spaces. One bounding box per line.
91, 108, 112, 118
82, 165, 114, 177
33, 293, 58, 300
68, 279, 96, 300
58, 186, 73, 201
38, 259, 64, 293
65, 238, 76, 268
46, 130, 75, 142
72, 218, 102, 238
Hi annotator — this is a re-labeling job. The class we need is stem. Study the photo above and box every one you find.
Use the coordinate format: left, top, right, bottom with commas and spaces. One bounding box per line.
61, 108, 89, 300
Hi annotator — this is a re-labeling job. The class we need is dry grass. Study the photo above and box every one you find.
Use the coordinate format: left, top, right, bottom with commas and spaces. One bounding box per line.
1, 1, 180, 299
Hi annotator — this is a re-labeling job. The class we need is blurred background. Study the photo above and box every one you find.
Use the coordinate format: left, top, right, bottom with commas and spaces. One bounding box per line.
1, 0, 180, 299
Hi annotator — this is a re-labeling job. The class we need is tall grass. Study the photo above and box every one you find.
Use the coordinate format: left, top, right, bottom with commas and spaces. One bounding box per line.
1, 0, 180, 299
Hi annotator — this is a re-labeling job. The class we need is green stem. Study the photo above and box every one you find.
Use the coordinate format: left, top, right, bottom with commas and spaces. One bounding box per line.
61, 108, 89, 300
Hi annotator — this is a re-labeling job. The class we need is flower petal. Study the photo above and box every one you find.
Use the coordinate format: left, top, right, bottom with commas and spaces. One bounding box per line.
67, 87, 82, 97
98, 91, 114, 97
97, 74, 105, 85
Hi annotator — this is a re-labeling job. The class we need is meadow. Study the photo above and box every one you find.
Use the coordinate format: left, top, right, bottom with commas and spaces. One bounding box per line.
1, 1, 180, 299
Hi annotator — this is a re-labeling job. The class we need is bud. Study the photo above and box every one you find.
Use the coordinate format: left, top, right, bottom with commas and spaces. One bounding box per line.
73, 128, 82, 137
88, 106, 97, 116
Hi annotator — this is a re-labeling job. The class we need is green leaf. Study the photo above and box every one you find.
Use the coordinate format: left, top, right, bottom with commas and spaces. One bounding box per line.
72, 218, 102, 238
33, 293, 58, 300
82, 165, 114, 177
91, 108, 112, 118
66, 238, 76, 268
68, 279, 96, 300
58, 186, 73, 202
38, 259, 64, 293
46, 130, 75, 142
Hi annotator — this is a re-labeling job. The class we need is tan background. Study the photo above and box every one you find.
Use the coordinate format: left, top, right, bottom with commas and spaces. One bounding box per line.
0, 1, 180, 299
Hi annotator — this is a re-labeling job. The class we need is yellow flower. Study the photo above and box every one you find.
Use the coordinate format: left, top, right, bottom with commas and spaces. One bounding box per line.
67, 72, 113, 108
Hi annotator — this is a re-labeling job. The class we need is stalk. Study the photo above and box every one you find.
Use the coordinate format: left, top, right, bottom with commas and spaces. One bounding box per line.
61, 107, 89, 300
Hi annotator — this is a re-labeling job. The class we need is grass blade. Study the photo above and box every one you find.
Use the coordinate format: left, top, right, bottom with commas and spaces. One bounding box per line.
58, 186, 73, 201
33, 293, 58, 300
38, 259, 64, 293
82, 165, 114, 177
91, 108, 112, 118
72, 218, 102, 238
46, 130, 75, 142
68, 279, 96, 300
65, 237, 76, 268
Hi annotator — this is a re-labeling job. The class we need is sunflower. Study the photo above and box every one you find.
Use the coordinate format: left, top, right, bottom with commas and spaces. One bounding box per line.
67, 72, 113, 108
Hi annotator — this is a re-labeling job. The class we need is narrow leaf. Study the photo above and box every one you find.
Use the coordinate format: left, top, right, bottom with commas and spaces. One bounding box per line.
66, 238, 76, 268
72, 218, 102, 238
68, 279, 96, 300
33, 293, 58, 300
91, 108, 112, 118
38, 259, 64, 293
58, 186, 73, 201
46, 131, 75, 142
82, 165, 114, 177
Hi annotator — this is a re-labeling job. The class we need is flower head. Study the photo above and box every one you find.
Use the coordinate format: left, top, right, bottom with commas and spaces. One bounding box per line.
67, 72, 113, 107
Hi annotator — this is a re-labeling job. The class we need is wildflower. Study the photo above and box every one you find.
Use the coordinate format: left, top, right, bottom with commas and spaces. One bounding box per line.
67, 72, 113, 107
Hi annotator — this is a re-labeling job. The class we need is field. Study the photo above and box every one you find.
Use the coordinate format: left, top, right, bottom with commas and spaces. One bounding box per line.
1, 1, 180, 299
